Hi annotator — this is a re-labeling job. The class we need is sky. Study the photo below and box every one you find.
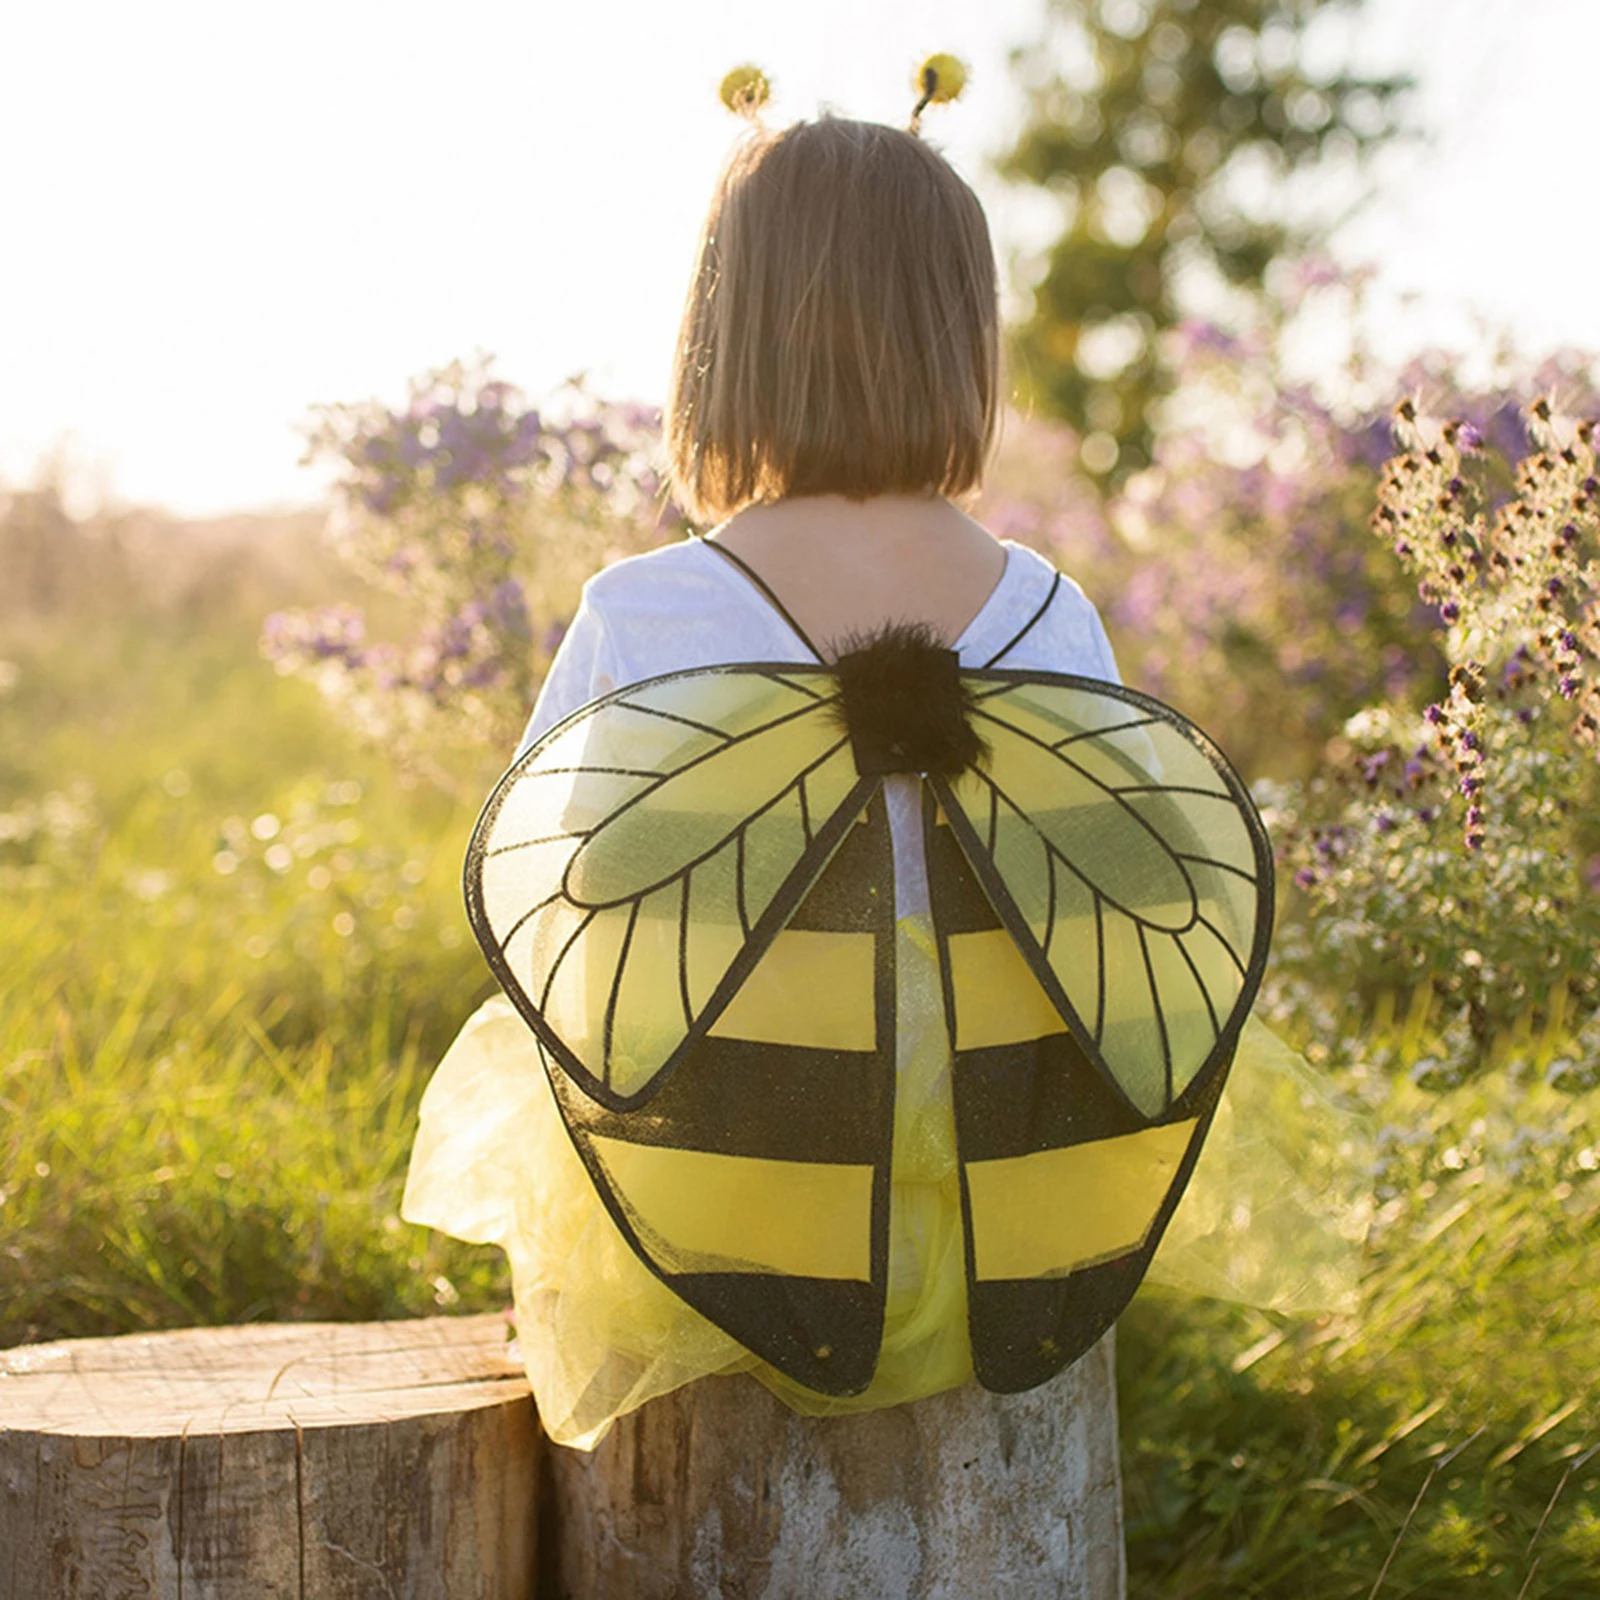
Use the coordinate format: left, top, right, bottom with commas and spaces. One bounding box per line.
1, 0, 1594, 519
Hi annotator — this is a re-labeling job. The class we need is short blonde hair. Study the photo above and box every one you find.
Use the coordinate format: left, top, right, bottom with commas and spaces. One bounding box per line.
667, 117, 1000, 524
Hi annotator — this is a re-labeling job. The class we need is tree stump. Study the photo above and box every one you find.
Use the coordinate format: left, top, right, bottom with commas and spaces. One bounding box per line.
0, 1314, 537, 1600
544, 1330, 1124, 1600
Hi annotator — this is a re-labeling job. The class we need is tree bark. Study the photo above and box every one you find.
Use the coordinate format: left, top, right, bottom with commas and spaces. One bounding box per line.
544, 1331, 1124, 1600
0, 1314, 537, 1600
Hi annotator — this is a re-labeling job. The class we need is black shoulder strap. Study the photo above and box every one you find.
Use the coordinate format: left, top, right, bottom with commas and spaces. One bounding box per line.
694, 534, 826, 664
981, 568, 1063, 669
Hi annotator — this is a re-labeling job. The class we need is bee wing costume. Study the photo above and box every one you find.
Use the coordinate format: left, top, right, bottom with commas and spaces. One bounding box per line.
404, 539, 1370, 1445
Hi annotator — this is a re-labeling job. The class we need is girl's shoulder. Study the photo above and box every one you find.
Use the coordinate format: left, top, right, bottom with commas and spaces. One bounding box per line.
572, 531, 1115, 682
581, 537, 728, 610
576, 536, 816, 677
956, 540, 1116, 682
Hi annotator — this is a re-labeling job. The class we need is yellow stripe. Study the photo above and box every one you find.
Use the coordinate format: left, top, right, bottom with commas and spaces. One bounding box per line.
590, 1136, 874, 1280
709, 929, 877, 1049
966, 1120, 1198, 1279
947, 929, 1068, 1049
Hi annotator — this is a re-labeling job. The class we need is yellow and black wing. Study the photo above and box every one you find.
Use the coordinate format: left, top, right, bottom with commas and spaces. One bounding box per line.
465, 664, 896, 1394
924, 670, 1274, 1391
466, 643, 1274, 1402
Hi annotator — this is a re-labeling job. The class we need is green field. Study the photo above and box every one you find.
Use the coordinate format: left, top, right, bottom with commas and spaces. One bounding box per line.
2, 551, 1596, 1598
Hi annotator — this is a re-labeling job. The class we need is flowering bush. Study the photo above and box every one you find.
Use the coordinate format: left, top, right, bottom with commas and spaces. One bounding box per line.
268, 314, 1600, 1069
1275, 399, 1600, 1056
982, 284, 1431, 775
984, 269, 1600, 781
263, 356, 681, 784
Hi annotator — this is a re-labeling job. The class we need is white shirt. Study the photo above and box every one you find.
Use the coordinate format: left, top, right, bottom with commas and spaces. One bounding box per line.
516, 535, 1122, 917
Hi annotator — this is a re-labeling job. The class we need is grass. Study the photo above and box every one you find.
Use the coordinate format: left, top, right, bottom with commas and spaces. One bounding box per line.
1119, 1082, 1599, 1596
0, 612, 509, 1343
2, 598, 1596, 1597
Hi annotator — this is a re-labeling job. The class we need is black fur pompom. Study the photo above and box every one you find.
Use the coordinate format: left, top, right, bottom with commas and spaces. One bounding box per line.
830, 622, 989, 778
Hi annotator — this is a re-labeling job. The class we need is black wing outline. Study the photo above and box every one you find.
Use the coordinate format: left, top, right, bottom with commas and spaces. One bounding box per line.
465, 662, 898, 1396
465, 664, 874, 1113
462, 659, 1273, 1400
928, 667, 1274, 1121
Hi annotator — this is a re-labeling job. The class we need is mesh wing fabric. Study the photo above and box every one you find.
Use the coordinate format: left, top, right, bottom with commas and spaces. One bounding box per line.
923, 676, 1271, 1389
466, 664, 1272, 1397
933, 676, 1271, 1119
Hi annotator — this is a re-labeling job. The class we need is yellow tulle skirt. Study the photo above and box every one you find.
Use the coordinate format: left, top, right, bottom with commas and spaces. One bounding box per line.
402, 918, 1372, 1450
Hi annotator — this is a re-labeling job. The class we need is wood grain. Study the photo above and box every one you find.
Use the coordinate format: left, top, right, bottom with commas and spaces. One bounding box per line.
544, 1331, 1124, 1600
0, 1315, 538, 1599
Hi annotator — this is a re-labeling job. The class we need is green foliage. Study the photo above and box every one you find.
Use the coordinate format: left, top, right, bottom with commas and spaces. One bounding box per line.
999, 0, 1414, 481
1121, 1065, 1599, 1597
7, 342, 1599, 1590
3, 491, 1597, 1594
0, 613, 507, 1347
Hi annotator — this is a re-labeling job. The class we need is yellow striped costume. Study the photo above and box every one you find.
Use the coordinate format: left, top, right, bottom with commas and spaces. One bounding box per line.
458, 633, 1276, 1402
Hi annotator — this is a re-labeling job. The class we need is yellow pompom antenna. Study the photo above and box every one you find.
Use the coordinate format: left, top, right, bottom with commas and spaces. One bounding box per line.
719, 64, 771, 120
910, 53, 968, 133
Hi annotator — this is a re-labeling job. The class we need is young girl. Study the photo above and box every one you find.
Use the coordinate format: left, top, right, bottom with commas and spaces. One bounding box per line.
403, 64, 1364, 1570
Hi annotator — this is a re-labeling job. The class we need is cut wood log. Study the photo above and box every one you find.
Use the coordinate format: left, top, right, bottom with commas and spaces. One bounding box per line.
0, 1314, 537, 1600
1, 1316, 1122, 1598
543, 1330, 1124, 1600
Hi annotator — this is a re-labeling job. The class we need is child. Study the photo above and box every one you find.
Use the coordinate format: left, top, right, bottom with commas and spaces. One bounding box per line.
403, 65, 1364, 1461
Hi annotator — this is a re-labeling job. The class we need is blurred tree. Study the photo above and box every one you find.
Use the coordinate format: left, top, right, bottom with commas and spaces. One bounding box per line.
1000, 0, 1416, 483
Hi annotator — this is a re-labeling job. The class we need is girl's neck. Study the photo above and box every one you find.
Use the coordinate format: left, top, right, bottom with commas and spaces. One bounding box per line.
706, 491, 1007, 654
716, 491, 962, 545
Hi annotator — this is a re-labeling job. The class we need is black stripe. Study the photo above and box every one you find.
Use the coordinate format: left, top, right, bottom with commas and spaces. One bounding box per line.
540, 907, 597, 1010
786, 794, 891, 930
964, 1071, 1228, 1394
563, 1036, 889, 1164
1175, 852, 1260, 885
734, 829, 751, 939
1092, 893, 1106, 1044
924, 814, 1002, 934
487, 832, 588, 856
1174, 933, 1221, 1038
952, 1031, 1147, 1162
677, 873, 694, 1029
494, 889, 563, 950
1116, 782, 1234, 800
1196, 913, 1248, 976
670, 1274, 882, 1397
